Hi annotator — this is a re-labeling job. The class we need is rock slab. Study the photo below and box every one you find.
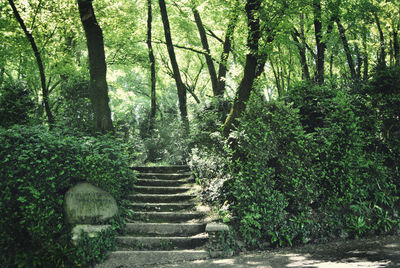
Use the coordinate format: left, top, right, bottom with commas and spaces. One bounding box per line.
64, 182, 118, 224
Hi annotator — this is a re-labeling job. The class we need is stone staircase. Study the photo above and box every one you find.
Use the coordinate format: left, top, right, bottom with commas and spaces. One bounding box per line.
96, 165, 210, 267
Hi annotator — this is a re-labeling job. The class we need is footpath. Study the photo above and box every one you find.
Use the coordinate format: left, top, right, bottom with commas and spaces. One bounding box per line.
160, 235, 400, 267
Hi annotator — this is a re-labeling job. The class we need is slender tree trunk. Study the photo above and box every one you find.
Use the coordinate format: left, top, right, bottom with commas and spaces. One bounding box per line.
147, 0, 157, 129
0, 67, 4, 87
192, 8, 218, 97
393, 18, 399, 66
374, 12, 386, 67
216, 4, 238, 97
158, 0, 188, 131
313, 0, 325, 84
355, 44, 362, 80
77, 0, 113, 133
292, 30, 311, 81
223, 0, 262, 137
8, 0, 54, 127
335, 17, 356, 80
269, 57, 282, 97
362, 35, 369, 81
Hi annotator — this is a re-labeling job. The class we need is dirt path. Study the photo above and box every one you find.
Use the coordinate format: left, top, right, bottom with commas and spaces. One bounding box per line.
160, 235, 400, 267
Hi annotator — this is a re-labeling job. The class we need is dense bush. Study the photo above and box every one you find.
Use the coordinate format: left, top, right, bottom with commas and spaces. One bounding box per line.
367, 65, 400, 174
225, 96, 318, 246
57, 77, 94, 134
0, 125, 135, 267
188, 99, 231, 203
0, 81, 35, 127
191, 82, 400, 248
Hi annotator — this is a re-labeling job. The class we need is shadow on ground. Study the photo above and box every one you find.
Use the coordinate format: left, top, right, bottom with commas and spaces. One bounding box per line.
158, 235, 400, 268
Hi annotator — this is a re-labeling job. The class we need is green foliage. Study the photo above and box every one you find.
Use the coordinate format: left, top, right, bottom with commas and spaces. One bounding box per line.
57, 77, 94, 134
137, 105, 189, 165
0, 81, 35, 127
193, 82, 400, 248
74, 227, 117, 267
368, 65, 400, 171
0, 125, 135, 267
208, 229, 237, 256
189, 99, 231, 203
226, 96, 316, 246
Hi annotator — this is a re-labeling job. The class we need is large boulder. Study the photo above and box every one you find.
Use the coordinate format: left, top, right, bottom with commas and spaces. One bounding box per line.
64, 182, 118, 224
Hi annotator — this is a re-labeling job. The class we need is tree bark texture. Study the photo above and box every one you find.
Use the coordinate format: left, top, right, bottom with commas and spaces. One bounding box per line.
355, 44, 362, 80
8, 0, 54, 127
147, 0, 157, 129
216, 10, 238, 97
192, 8, 218, 97
159, 0, 188, 130
362, 36, 369, 81
223, 0, 262, 137
0, 67, 4, 87
292, 29, 310, 81
335, 17, 356, 80
394, 14, 399, 66
374, 12, 386, 67
313, 0, 325, 85
77, 0, 113, 133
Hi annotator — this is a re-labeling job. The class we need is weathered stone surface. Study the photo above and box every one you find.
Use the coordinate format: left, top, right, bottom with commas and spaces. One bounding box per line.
95, 250, 209, 268
205, 223, 229, 232
64, 182, 118, 224
72, 224, 111, 244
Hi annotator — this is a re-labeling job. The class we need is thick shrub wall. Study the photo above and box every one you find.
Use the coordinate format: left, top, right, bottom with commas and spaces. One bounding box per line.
224, 88, 399, 247
0, 125, 135, 267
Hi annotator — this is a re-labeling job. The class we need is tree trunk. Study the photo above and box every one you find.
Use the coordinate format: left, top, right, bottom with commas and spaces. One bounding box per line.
192, 8, 218, 97
335, 17, 356, 80
8, 0, 54, 127
77, 0, 113, 133
362, 35, 369, 81
394, 16, 399, 66
158, 0, 188, 131
292, 29, 310, 81
222, 0, 262, 137
0, 67, 4, 87
313, 0, 325, 85
216, 5, 238, 97
355, 44, 362, 80
374, 12, 386, 67
147, 0, 157, 129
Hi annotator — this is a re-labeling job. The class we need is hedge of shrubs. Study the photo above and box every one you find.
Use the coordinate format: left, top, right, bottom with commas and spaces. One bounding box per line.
190, 66, 400, 248
0, 125, 135, 267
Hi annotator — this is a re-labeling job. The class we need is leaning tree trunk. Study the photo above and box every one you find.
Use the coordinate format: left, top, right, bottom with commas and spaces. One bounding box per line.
159, 0, 188, 131
193, 8, 218, 97
8, 0, 54, 127
216, 6, 238, 97
292, 29, 311, 81
335, 17, 356, 80
222, 0, 262, 137
147, 0, 157, 130
374, 12, 386, 67
77, 0, 113, 133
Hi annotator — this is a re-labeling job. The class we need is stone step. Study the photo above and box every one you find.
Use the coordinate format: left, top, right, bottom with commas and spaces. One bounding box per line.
129, 211, 205, 223
137, 173, 192, 180
116, 235, 208, 250
128, 193, 196, 203
132, 165, 190, 173
136, 178, 193, 187
133, 186, 191, 195
125, 222, 205, 237
95, 250, 209, 268
129, 202, 195, 212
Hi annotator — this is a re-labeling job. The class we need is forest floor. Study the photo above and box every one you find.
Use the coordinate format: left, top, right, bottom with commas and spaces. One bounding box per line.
157, 235, 400, 267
